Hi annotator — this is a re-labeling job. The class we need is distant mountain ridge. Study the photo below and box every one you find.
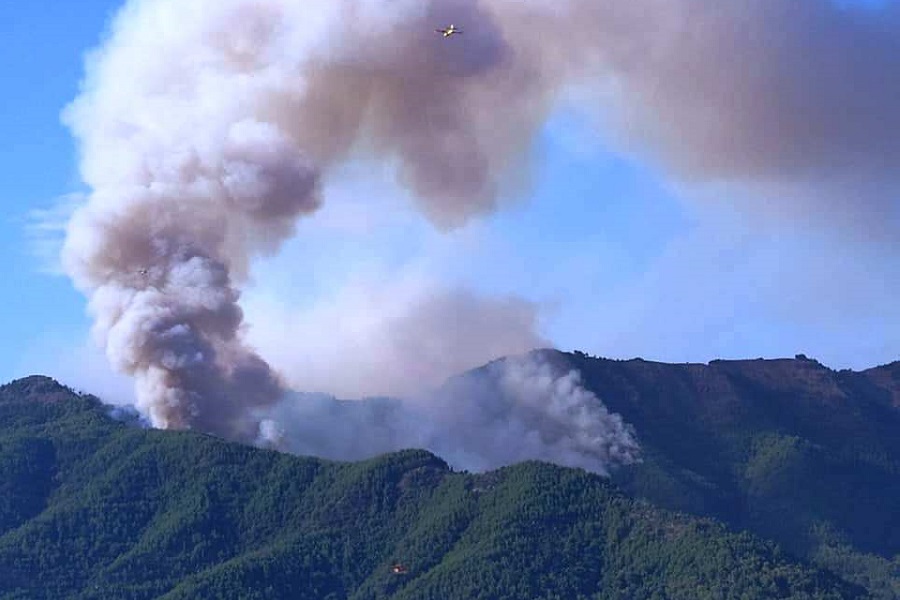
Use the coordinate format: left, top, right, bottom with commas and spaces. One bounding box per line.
0, 373, 876, 599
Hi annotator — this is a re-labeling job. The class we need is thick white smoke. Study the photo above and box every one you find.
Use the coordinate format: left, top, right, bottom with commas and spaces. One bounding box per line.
259, 353, 641, 475
61, 0, 899, 444
423, 354, 641, 474
243, 272, 547, 398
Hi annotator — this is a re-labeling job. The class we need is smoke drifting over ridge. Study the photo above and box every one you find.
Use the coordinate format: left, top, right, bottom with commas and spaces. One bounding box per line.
61, 0, 899, 441
259, 353, 641, 476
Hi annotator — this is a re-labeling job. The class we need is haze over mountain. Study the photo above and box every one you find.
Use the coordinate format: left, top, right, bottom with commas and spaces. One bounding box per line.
0, 374, 878, 599
259, 352, 642, 476
4, 350, 900, 597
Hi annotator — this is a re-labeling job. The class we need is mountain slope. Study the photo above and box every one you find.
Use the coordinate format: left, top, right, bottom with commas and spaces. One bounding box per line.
529, 351, 900, 598
0, 376, 868, 600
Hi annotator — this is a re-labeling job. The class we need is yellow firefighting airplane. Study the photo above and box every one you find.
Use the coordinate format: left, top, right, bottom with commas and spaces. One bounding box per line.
436, 24, 462, 37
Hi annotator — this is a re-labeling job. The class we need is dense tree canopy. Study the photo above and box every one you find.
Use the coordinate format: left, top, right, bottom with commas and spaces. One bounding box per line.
0, 376, 871, 599
555, 353, 900, 598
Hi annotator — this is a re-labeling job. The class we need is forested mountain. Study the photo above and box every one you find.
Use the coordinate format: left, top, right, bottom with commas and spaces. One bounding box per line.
0, 375, 869, 599
529, 351, 900, 598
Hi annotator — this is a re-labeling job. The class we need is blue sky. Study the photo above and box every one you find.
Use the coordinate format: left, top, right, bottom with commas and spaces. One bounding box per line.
0, 1, 121, 386
2, 0, 898, 402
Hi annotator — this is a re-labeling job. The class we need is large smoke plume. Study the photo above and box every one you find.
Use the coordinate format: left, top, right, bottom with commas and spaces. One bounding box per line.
62, 0, 898, 448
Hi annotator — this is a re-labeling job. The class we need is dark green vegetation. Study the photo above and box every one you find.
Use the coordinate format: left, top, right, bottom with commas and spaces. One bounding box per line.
542, 351, 900, 599
0, 375, 870, 599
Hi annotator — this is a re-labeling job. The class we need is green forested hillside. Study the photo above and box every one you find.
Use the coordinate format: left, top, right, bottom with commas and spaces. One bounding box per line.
543, 351, 900, 599
0, 376, 868, 599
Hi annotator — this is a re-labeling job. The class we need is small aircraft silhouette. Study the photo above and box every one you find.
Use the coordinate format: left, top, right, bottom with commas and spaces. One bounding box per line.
137, 269, 149, 276
436, 24, 462, 37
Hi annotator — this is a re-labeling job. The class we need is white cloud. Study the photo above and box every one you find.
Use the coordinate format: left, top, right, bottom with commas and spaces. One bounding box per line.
21, 193, 85, 275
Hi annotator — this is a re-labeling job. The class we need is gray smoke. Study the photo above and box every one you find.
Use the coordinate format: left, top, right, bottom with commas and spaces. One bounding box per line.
258, 353, 641, 475
244, 276, 548, 399
107, 404, 152, 429
61, 0, 899, 440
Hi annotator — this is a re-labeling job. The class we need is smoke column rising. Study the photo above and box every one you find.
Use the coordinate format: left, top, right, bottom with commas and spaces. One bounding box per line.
62, 0, 900, 440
